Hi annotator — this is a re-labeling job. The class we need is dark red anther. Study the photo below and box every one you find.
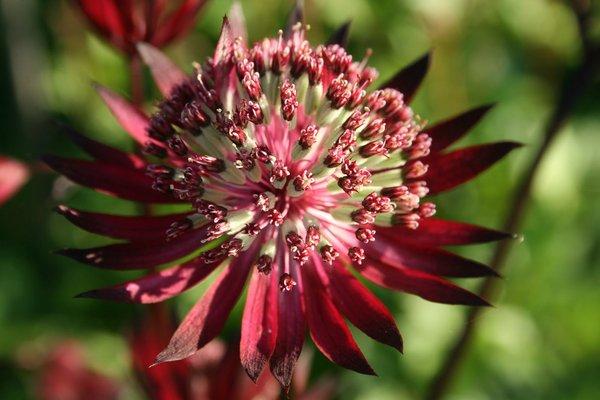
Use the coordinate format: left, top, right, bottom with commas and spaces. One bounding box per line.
305, 226, 321, 249
254, 193, 271, 211
335, 129, 356, 150
343, 109, 369, 131
326, 75, 352, 109
279, 273, 296, 292
286, 231, 309, 265
351, 208, 376, 224
407, 181, 429, 198
418, 202, 437, 218
407, 133, 431, 159
299, 124, 319, 149
393, 213, 420, 230
267, 209, 284, 226
236, 58, 255, 81
167, 135, 188, 157
187, 155, 225, 173
204, 221, 231, 242
404, 161, 428, 179
269, 160, 290, 184
256, 254, 273, 274
145, 164, 174, 179
321, 44, 353, 73
166, 219, 192, 240
360, 140, 387, 158
254, 145, 273, 164
395, 192, 420, 213
293, 170, 314, 192
147, 113, 174, 141
365, 90, 387, 113
151, 177, 172, 194
361, 118, 386, 139
320, 245, 339, 265
348, 247, 365, 265
362, 192, 394, 213
280, 80, 298, 121
180, 101, 209, 133
381, 185, 408, 199
194, 200, 228, 222
324, 145, 347, 168
143, 142, 167, 159
243, 222, 261, 236
237, 99, 264, 125
242, 71, 262, 101
355, 228, 376, 243
290, 41, 313, 78
307, 56, 324, 85
235, 148, 256, 171
226, 125, 247, 146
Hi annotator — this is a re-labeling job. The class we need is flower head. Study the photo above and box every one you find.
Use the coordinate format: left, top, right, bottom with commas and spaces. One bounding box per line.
47, 6, 519, 389
73, 0, 209, 55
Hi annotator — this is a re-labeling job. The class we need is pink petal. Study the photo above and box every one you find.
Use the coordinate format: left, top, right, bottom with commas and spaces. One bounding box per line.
428, 104, 495, 152
270, 263, 305, 389
153, 0, 207, 47
0, 156, 29, 206
153, 246, 256, 364
228, 1, 247, 43
137, 43, 188, 97
379, 218, 512, 246
328, 261, 403, 351
379, 52, 430, 103
57, 224, 213, 270
55, 205, 191, 241
423, 141, 522, 194
366, 238, 499, 278
76, 255, 223, 303
43, 155, 176, 203
302, 263, 376, 375
94, 85, 154, 146
62, 124, 145, 169
213, 16, 234, 65
240, 269, 278, 382
357, 258, 490, 306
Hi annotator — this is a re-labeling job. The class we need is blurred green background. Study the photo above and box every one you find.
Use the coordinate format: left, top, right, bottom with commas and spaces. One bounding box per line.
0, 0, 598, 398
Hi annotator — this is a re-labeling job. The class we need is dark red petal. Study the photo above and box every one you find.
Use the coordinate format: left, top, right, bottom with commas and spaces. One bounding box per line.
42, 155, 176, 203
75, 0, 127, 51
423, 141, 522, 194
61, 124, 144, 169
365, 238, 499, 278
302, 263, 376, 375
428, 104, 495, 152
270, 266, 305, 389
357, 258, 490, 306
0, 156, 29, 206
379, 218, 512, 246
326, 21, 351, 47
137, 43, 188, 97
94, 85, 153, 146
75, 256, 222, 303
56, 224, 212, 270
55, 206, 191, 241
152, 0, 207, 47
240, 269, 278, 382
284, 0, 304, 38
328, 261, 403, 351
153, 247, 255, 364
379, 52, 430, 103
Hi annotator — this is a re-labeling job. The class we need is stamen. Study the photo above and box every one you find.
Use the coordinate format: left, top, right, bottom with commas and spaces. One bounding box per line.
279, 273, 296, 292
348, 247, 365, 265
256, 254, 273, 274
280, 80, 298, 121
320, 245, 339, 265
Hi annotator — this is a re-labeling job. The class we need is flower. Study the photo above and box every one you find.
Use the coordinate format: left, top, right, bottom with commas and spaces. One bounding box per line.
0, 156, 29, 206
73, 0, 208, 56
131, 307, 336, 400
46, 5, 519, 389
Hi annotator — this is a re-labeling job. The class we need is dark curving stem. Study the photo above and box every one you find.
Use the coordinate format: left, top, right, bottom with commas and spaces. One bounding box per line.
425, 1, 599, 399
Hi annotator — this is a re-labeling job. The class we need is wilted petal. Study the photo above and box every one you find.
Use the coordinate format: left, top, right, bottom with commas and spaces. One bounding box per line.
428, 104, 495, 152
380, 52, 430, 103
423, 141, 522, 194
328, 260, 403, 351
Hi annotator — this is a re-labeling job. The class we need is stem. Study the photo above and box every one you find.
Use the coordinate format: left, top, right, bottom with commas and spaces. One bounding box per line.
425, 3, 598, 399
130, 54, 144, 107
